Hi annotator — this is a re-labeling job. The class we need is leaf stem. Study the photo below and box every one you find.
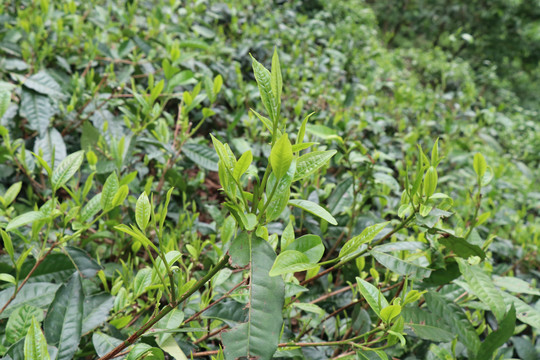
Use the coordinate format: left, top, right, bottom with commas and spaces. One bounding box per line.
96, 254, 230, 360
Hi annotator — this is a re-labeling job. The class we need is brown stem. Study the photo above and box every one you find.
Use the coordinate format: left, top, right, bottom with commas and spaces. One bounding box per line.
193, 325, 229, 345
184, 279, 247, 324
0, 242, 59, 316
97, 255, 230, 360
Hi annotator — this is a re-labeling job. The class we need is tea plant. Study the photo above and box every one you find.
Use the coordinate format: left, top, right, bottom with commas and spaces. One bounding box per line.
0, 1, 539, 359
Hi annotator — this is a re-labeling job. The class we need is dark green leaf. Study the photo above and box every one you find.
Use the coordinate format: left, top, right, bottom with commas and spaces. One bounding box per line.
439, 236, 485, 259
6, 305, 44, 345
0, 283, 60, 319
82, 293, 114, 334
44, 272, 83, 360
476, 305, 515, 360
222, 236, 284, 360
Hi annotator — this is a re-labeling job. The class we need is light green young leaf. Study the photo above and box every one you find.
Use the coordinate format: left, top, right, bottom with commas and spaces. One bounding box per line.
3, 181, 22, 207
0, 91, 11, 119
271, 134, 293, 180
473, 153, 487, 178
380, 304, 401, 323
6, 211, 47, 232
112, 184, 129, 207
81, 193, 102, 222
285, 235, 324, 263
356, 277, 389, 318
294, 150, 337, 181
251, 109, 275, 135
271, 48, 282, 103
101, 172, 119, 212
24, 317, 50, 360
288, 199, 337, 225
423, 166, 438, 197
0, 273, 16, 284
296, 112, 315, 145
51, 150, 84, 191
431, 138, 439, 166
234, 150, 252, 180
1, 229, 14, 261
339, 222, 389, 261
266, 161, 295, 222
270, 250, 315, 276
133, 268, 153, 298
251, 55, 278, 124
136, 192, 151, 231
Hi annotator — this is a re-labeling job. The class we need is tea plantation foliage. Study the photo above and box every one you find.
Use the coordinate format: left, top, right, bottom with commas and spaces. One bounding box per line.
0, 1, 539, 359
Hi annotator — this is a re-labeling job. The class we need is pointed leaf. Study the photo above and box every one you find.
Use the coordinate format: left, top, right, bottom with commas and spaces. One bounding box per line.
294, 150, 336, 181
372, 251, 431, 279
270, 250, 316, 276
43, 273, 83, 360
24, 317, 50, 360
0, 283, 60, 319
476, 306, 515, 360
339, 222, 389, 261
285, 235, 324, 263
20, 90, 53, 136
222, 236, 284, 360
101, 172, 119, 211
6, 211, 47, 231
51, 150, 84, 190
271, 134, 293, 180
136, 192, 151, 231
457, 259, 506, 323
251, 56, 278, 124
288, 199, 337, 225
183, 143, 219, 171
356, 277, 389, 318
6, 305, 44, 345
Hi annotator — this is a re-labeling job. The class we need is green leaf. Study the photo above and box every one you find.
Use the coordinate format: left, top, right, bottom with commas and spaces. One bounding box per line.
154, 308, 184, 344
126, 344, 152, 360
1, 229, 15, 262
81, 193, 102, 222
457, 259, 506, 323
269, 250, 316, 276
43, 272, 83, 360
339, 222, 389, 261
271, 134, 293, 180
371, 251, 432, 279
65, 246, 103, 278
356, 277, 389, 319
0, 273, 16, 284
3, 181, 22, 207
19, 90, 53, 136
51, 150, 84, 191
327, 177, 354, 215
380, 304, 401, 323
101, 172, 119, 212
293, 150, 337, 181
133, 268, 153, 298
501, 292, 540, 329
222, 236, 284, 360
296, 112, 315, 145
6, 211, 47, 232
475, 305, 515, 360
439, 236, 485, 260
251, 109, 275, 134
251, 55, 278, 124
288, 199, 337, 225
271, 48, 282, 103
233, 150, 252, 180
423, 166, 438, 197
424, 292, 480, 354
92, 332, 123, 358
0, 90, 11, 118
34, 128, 66, 171
16, 71, 63, 98
285, 235, 324, 263
136, 192, 151, 231
305, 124, 342, 142
6, 305, 44, 345
229, 232, 250, 267
266, 161, 295, 222
473, 153, 487, 178
82, 293, 114, 334
0, 283, 60, 319
24, 317, 50, 360
183, 143, 219, 171
492, 276, 540, 296
406, 323, 454, 342
112, 184, 129, 207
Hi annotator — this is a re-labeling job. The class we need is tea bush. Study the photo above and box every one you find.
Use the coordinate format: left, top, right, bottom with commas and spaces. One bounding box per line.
0, 1, 538, 359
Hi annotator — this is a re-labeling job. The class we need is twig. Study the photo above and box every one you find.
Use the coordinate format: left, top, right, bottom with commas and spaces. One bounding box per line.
0, 242, 59, 316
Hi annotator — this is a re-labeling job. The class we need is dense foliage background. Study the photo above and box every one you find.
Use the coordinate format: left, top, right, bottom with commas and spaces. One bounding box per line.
0, 0, 539, 359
